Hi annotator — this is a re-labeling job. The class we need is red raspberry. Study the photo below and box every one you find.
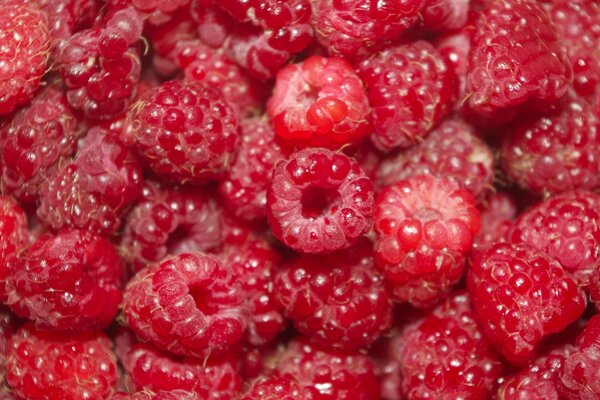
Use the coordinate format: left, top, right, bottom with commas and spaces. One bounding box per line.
466, 0, 572, 121
310, 0, 424, 60
267, 148, 375, 254
33, 0, 99, 41
267, 56, 371, 149
343, 141, 382, 182
218, 117, 286, 221
420, 0, 470, 32
38, 128, 143, 236
0, 86, 81, 204
5, 229, 123, 331
0, 308, 20, 385
468, 243, 586, 364
5, 324, 118, 400
0, 2, 51, 116
108, 0, 190, 25
357, 41, 457, 151
507, 190, 600, 288
122, 252, 249, 357
242, 373, 304, 400
110, 391, 200, 400
377, 118, 494, 202
128, 80, 240, 184
121, 182, 222, 272
473, 192, 517, 252
274, 239, 392, 350
501, 98, 600, 195
398, 292, 504, 399
374, 174, 480, 307
0, 196, 27, 302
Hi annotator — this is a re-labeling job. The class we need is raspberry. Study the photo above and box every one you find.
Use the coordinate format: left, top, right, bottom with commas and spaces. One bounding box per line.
218, 117, 286, 221
507, 190, 600, 288
121, 182, 222, 272
501, 98, 600, 195
242, 373, 304, 400
473, 192, 517, 252
38, 128, 143, 236
0, 86, 81, 204
0, 196, 27, 302
5, 229, 123, 331
267, 148, 375, 254
267, 56, 371, 149
128, 80, 240, 184
398, 292, 504, 399
468, 243, 586, 364
343, 141, 382, 182
33, 0, 99, 41
274, 239, 392, 350
108, 0, 190, 25
110, 391, 200, 400
310, 0, 424, 60
466, 0, 572, 121
5, 324, 118, 400
420, 0, 469, 32
122, 252, 249, 357
0, 308, 20, 385
374, 174, 480, 307
357, 41, 457, 151
0, 2, 51, 116
377, 118, 494, 202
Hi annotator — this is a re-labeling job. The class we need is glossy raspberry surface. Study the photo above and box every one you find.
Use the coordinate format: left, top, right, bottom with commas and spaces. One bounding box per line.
0, 196, 27, 302
242, 373, 304, 400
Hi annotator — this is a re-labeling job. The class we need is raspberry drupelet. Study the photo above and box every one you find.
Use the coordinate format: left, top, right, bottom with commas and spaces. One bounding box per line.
0, 307, 20, 385
110, 391, 200, 400
241, 373, 304, 400
108, 0, 190, 25
267, 148, 375, 254
420, 0, 470, 32
473, 192, 517, 252
0, 196, 27, 302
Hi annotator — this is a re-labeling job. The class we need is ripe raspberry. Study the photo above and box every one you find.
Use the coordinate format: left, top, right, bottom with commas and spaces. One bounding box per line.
468, 243, 586, 364
374, 174, 480, 307
267, 148, 375, 254
0, 308, 20, 384
108, 0, 190, 25
110, 391, 200, 400
0, 2, 51, 115
0, 196, 27, 302
310, 0, 424, 60
38, 128, 143, 236
398, 292, 504, 399
242, 373, 304, 400
275, 239, 392, 350
218, 117, 286, 221
377, 118, 494, 202
122, 252, 249, 357
357, 41, 457, 151
343, 141, 382, 182
267, 56, 370, 149
5, 324, 118, 400
420, 0, 470, 32
0, 86, 81, 204
129, 80, 239, 184
466, 0, 572, 120
33, 0, 99, 41
473, 192, 517, 252
507, 190, 600, 288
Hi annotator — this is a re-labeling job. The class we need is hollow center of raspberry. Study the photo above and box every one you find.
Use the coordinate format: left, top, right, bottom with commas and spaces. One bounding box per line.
189, 285, 217, 316
414, 207, 443, 221
166, 224, 193, 255
301, 186, 340, 219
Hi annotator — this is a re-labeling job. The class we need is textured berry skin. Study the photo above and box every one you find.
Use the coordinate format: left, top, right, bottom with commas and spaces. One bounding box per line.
275, 239, 392, 350
218, 117, 286, 221
311, 0, 423, 60
0, 87, 80, 204
0, 196, 27, 302
466, 0, 572, 120
377, 118, 494, 202
267, 148, 375, 254
268, 56, 371, 149
110, 391, 200, 400
0, 308, 20, 384
38, 128, 143, 236
121, 182, 222, 272
242, 373, 304, 400
129, 80, 239, 184
5, 229, 123, 331
33, 0, 100, 41
468, 243, 586, 364
374, 174, 480, 307
357, 41, 457, 151
122, 252, 249, 357
0, 2, 50, 115
399, 292, 504, 399
5, 324, 118, 400
501, 99, 600, 195
473, 192, 516, 252
508, 190, 600, 288
109, 0, 190, 25
420, 0, 469, 32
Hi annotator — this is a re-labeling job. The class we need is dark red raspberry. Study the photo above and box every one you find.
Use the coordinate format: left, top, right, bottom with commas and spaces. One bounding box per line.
267, 148, 375, 254
357, 41, 457, 151
466, 0, 572, 121
420, 0, 469, 32
0, 86, 81, 204
110, 391, 200, 400
37, 128, 143, 236
398, 292, 504, 399
122, 252, 249, 357
0, 2, 51, 115
473, 192, 517, 252
377, 118, 494, 202
0, 308, 20, 385
274, 239, 392, 350
374, 174, 480, 307
128, 80, 240, 184
468, 243, 586, 364
5, 324, 118, 400
242, 373, 304, 400
501, 98, 600, 195
310, 0, 424, 60
0, 196, 27, 302
218, 117, 286, 221
268, 56, 370, 149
